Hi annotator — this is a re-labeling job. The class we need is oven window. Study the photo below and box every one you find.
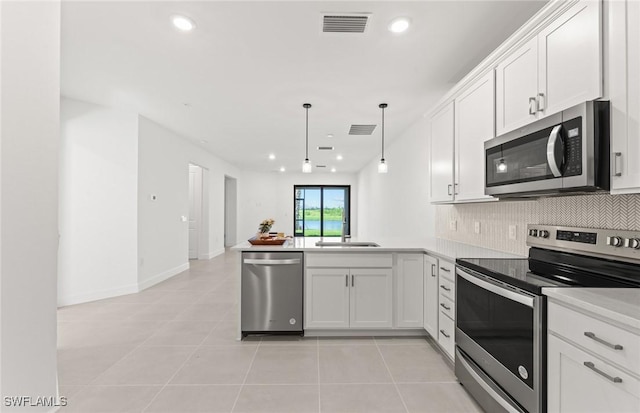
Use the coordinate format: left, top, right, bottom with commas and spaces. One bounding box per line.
457, 274, 534, 389
486, 125, 558, 187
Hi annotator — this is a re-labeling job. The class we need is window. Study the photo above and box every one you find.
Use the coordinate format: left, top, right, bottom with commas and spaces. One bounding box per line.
294, 186, 350, 237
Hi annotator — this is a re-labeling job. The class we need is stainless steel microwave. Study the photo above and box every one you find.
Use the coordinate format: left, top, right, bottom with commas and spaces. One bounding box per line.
485, 101, 610, 198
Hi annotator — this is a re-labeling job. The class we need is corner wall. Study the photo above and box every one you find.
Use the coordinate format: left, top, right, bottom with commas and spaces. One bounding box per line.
58, 98, 139, 306
1, 1, 60, 407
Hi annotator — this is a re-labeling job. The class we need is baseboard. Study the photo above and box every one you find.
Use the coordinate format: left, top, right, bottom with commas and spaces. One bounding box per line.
208, 248, 226, 259
57, 282, 139, 307
304, 329, 428, 337
137, 262, 190, 291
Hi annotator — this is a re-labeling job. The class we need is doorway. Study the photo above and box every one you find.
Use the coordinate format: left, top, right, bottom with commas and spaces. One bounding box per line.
188, 164, 209, 259
224, 175, 237, 247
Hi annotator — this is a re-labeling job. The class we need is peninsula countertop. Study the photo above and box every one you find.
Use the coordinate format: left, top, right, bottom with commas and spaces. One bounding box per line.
231, 236, 523, 262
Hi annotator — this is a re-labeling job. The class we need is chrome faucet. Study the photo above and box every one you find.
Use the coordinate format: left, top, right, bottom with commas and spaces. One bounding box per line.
341, 213, 350, 242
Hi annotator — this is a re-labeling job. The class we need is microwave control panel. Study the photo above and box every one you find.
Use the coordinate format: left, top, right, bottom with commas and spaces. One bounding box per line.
563, 116, 582, 177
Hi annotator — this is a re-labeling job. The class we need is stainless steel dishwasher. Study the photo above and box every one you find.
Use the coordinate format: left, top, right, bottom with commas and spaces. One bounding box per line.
241, 252, 303, 336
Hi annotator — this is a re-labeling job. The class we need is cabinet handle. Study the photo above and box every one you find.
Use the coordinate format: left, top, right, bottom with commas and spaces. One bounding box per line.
440, 329, 450, 338
613, 152, 622, 177
440, 303, 451, 311
351, 274, 354, 287
529, 97, 537, 115
440, 266, 451, 273
584, 332, 623, 350
447, 184, 452, 196
346, 274, 348, 287
537, 93, 545, 112
440, 285, 451, 292
583, 361, 623, 383
454, 183, 459, 195
431, 264, 436, 277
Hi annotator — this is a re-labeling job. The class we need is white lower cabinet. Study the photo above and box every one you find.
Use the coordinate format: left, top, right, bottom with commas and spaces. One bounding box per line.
423, 255, 439, 338
438, 310, 455, 359
396, 254, 424, 328
305, 261, 392, 329
437, 259, 456, 360
547, 300, 640, 413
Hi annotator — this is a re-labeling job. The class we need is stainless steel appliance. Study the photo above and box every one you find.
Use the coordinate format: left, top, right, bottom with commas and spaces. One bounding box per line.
455, 225, 640, 413
485, 101, 610, 198
241, 252, 303, 335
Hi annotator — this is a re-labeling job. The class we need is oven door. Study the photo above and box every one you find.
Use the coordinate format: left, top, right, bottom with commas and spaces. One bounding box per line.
456, 267, 544, 413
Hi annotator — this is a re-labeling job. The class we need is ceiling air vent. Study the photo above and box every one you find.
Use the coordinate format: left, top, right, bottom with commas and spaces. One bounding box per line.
316, 165, 327, 168
349, 124, 377, 135
322, 14, 369, 33
317, 146, 334, 151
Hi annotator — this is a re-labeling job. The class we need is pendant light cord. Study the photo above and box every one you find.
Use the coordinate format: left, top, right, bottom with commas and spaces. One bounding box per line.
379, 103, 387, 161
305, 105, 309, 160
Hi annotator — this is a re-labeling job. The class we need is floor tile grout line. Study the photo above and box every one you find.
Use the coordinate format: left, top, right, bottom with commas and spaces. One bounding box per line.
374, 339, 410, 413
230, 337, 262, 413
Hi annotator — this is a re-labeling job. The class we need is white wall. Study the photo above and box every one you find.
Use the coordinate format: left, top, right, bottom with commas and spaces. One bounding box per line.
137, 116, 240, 288
237, 171, 359, 240
358, 116, 435, 240
58, 98, 139, 306
1, 1, 60, 408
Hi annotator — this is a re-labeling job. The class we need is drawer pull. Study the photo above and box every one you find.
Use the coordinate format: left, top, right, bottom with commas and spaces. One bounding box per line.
440, 285, 451, 292
431, 264, 436, 277
440, 329, 450, 338
440, 267, 451, 273
440, 303, 451, 311
583, 361, 623, 383
584, 332, 623, 350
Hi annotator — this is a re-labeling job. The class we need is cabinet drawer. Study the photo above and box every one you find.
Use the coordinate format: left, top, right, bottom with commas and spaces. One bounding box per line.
439, 276, 455, 301
438, 260, 455, 281
305, 253, 393, 268
548, 301, 639, 374
438, 311, 455, 359
439, 294, 455, 320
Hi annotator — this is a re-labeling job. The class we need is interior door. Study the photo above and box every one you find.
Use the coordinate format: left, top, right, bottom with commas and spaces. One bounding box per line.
496, 37, 539, 135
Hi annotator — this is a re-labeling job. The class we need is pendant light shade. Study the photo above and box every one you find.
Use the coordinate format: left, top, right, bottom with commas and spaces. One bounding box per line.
302, 103, 312, 173
378, 103, 388, 173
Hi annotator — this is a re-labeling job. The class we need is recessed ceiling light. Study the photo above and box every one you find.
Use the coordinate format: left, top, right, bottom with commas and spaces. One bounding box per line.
388, 17, 410, 33
279, 166, 286, 172
327, 134, 334, 138
331, 167, 336, 173
172, 15, 196, 32
268, 153, 276, 160
336, 154, 343, 161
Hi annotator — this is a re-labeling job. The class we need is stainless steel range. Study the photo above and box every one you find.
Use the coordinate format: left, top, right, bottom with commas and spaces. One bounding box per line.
454, 225, 640, 413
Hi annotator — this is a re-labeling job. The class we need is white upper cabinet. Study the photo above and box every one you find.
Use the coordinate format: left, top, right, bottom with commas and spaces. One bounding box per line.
538, 0, 602, 116
455, 71, 496, 202
609, 0, 640, 193
496, 0, 602, 136
496, 37, 539, 135
430, 102, 455, 203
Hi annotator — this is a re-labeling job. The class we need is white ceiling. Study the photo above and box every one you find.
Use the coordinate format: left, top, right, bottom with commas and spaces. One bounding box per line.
61, 1, 546, 174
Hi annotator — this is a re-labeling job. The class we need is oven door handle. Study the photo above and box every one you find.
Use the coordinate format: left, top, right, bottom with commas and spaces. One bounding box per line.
457, 269, 534, 308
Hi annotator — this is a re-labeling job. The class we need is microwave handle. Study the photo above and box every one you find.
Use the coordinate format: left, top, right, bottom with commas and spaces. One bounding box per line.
547, 125, 564, 177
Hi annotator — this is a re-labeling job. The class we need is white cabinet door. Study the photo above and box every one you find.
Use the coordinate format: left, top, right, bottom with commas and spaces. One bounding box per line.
423, 255, 438, 338
548, 334, 640, 413
350, 268, 393, 328
305, 268, 350, 329
396, 254, 424, 328
455, 71, 496, 202
538, 0, 602, 116
610, 0, 640, 193
430, 102, 455, 203
496, 37, 539, 135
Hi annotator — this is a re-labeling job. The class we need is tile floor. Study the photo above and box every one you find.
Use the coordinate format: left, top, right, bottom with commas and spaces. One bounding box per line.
57, 251, 483, 413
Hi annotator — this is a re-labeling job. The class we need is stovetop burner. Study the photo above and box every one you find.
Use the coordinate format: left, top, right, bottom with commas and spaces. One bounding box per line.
456, 225, 640, 294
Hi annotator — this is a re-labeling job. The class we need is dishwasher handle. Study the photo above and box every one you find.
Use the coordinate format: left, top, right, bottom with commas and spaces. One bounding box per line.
243, 258, 301, 265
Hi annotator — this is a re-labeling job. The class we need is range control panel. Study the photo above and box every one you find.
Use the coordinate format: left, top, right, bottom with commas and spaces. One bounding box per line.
527, 224, 640, 261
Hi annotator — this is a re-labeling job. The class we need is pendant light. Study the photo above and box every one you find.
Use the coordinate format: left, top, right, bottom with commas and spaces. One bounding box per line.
378, 103, 388, 173
302, 103, 312, 173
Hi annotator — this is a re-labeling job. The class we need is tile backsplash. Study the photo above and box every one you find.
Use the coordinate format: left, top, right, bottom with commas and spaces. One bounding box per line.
435, 193, 640, 256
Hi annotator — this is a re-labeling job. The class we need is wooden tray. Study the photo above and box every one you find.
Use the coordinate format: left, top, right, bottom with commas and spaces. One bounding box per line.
248, 237, 287, 245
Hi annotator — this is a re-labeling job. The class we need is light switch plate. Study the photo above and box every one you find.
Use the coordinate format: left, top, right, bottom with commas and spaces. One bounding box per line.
474, 221, 480, 234
508, 225, 517, 240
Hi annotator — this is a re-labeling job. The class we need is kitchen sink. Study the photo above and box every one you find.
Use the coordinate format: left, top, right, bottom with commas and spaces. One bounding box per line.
315, 241, 380, 247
